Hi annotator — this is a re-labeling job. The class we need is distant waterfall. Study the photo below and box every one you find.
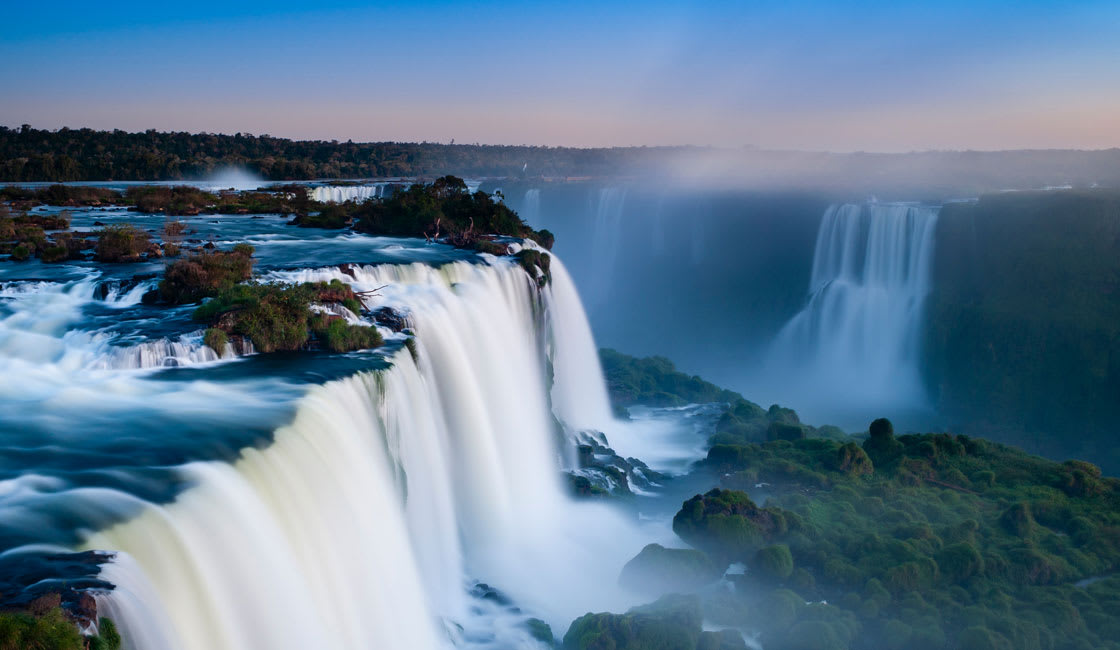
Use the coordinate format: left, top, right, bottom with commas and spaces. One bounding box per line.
309, 185, 386, 203
764, 203, 939, 422
587, 188, 627, 307
87, 257, 642, 650
521, 189, 541, 225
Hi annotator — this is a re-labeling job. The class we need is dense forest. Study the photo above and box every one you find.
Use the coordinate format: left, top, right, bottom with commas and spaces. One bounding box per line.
591, 350, 1120, 650
0, 125, 679, 181
7, 126, 1120, 197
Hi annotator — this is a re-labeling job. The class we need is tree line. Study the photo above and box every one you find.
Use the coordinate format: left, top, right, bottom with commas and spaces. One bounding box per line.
0, 125, 684, 182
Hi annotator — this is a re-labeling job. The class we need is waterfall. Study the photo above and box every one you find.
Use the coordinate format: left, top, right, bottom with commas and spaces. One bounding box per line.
587, 187, 627, 308
309, 185, 385, 203
764, 203, 939, 422
521, 189, 541, 225
85, 257, 645, 649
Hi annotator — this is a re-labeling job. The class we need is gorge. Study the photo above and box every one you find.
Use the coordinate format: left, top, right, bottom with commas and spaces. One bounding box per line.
0, 173, 1117, 650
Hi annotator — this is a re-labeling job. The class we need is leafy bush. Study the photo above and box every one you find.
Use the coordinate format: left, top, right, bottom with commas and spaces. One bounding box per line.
203, 327, 229, 357
754, 544, 795, 581
563, 595, 703, 650
673, 489, 785, 560
96, 223, 149, 262
160, 245, 255, 303
194, 280, 382, 354
317, 318, 383, 353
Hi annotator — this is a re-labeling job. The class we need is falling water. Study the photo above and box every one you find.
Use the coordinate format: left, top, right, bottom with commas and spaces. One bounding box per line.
85, 258, 648, 649
763, 203, 939, 424
309, 185, 386, 203
586, 188, 627, 308
521, 189, 541, 225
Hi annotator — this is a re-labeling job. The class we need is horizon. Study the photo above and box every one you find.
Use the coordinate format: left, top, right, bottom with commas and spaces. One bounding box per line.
6, 124, 1120, 156
3, 1, 1119, 151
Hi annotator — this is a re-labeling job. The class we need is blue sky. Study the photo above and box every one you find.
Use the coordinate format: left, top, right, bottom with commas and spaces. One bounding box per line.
2, 1, 1119, 150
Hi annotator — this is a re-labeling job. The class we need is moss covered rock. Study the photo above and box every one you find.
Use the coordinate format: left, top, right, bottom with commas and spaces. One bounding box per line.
619, 543, 723, 595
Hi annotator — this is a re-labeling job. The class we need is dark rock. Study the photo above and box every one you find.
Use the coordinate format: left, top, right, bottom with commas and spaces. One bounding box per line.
374, 306, 410, 332
28, 592, 61, 616
470, 582, 512, 606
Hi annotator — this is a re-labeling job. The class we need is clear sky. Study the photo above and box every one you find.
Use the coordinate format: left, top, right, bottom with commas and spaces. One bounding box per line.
2, 0, 1119, 151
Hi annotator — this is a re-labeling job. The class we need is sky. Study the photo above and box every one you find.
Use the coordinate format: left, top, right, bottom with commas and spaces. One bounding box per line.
2, 0, 1119, 151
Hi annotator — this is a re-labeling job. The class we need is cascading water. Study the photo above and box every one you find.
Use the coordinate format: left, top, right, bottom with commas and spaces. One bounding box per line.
762, 203, 939, 425
84, 258, 650, 650
309, 184, 386, 203
586, 188, 627, 308
521, 189, 541, 225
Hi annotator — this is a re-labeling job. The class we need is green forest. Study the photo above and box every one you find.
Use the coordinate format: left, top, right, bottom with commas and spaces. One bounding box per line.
0, 125, 680, 181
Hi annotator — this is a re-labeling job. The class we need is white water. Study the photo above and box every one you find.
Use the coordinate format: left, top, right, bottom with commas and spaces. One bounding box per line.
310, 184, 387, 203
586, 188, 627, 308
521, 189, 541, 225
763, 203, 939, 423
87, 257, 653, 649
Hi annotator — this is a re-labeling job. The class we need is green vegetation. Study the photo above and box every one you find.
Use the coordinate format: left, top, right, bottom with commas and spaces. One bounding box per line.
0, 210, 81, 261
593, 348, 1120, 649
564, 595, 704, 650
929, 189, 1120, 472
667, 423, 1120, 649
193, 280, 380, 354
350, 175, 550, 247
291, 202, 354, 229
0, 183, 121, 206
599, 348, 742, 407
673, 489, 788, 560
0, 606, 121, 650
0, 125, 664, 181
203, 327, 229, 356
125, 185, 310, 216
515, 249, 552, 287
95, 223, 150, 262
159, 244, 256, 304
619, 544, 723, 594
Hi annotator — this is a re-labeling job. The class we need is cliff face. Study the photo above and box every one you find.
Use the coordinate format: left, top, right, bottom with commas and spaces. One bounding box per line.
926, 190, 1120, 470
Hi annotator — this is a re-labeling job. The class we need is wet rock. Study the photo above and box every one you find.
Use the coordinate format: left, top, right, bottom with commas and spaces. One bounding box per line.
374, 306, 410, 332
569, 430, 666, 497
470, 582, 512, 606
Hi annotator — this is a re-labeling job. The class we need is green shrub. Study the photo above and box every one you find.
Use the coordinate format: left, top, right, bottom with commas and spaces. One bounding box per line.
619, 543, 723, 594
562, 594, 703, 650
203, 328, 229, 357
160, 246, 255, 304
754, 544, 795, 581
39, 244, 69, 263
673, 489, 783, 560
937, 542, 984, 583
319, 319, 383, 353
10, 244, 29, 261
96, 223, 149, 262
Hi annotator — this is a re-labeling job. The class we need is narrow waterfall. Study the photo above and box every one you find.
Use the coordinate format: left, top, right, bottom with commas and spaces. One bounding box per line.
521, 188, 541, 224
86, 257, 644, 650
586, 187, 627, 308
764, 203, 939, 422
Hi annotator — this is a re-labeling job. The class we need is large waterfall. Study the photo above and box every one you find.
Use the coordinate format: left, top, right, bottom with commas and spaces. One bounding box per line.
763, 203, 939, 424
83, 258, 646, 649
